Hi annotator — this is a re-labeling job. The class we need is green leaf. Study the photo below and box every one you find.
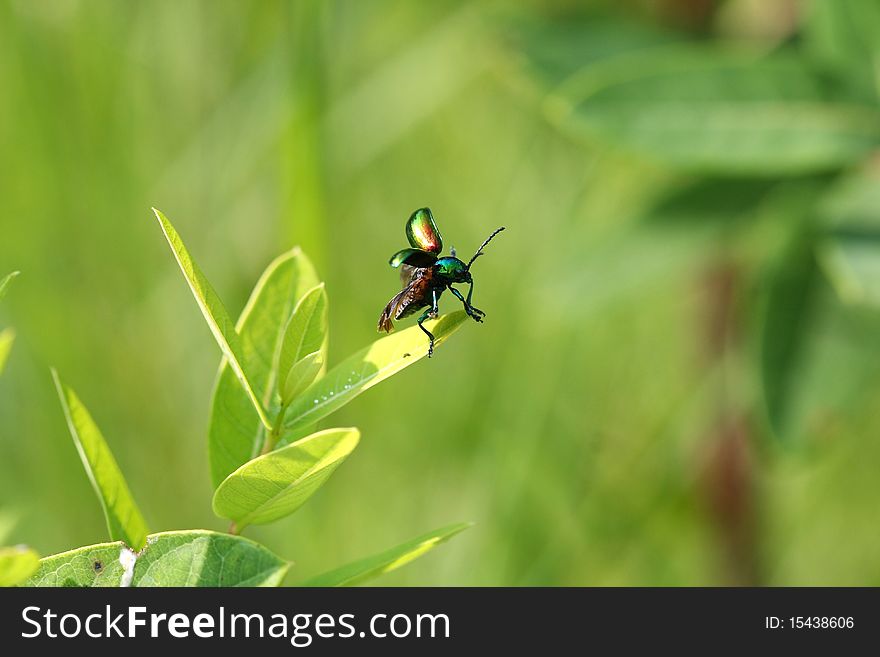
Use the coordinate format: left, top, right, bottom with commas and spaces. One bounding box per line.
282, 312, 467, 438
24, 531, 289, 587
303, 523, 471, 587
507, 14, 675, 89
132, 531, 289, 586
277, 283, 328, 402
0, 271, 19, 301
213, 428, 360, 528
0, 546, 39, 587
820, 231, 880, 305
283, 351, 324, 405
52, 370, 150, 550
152, 207, 271, 432
0, 328, 13, 375
642, 178, 777, 228
804, 0, 880, 102
24, 543, 126, 587
208, 248, 320, 489
816, 171, 880, 306
548, 50, 880, 175
759, 235, 820, 441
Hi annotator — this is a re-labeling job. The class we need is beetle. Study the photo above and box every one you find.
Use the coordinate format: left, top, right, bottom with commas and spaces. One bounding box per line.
378, 207, 505, 357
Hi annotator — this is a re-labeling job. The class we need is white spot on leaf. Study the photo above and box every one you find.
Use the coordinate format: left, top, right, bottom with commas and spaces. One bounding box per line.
119, 547, 137, 587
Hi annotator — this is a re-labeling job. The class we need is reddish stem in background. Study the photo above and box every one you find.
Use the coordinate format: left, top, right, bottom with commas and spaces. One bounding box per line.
697, 259, 760, 586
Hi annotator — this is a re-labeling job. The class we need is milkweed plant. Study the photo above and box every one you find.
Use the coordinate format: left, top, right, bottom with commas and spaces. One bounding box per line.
0, 209, 469, 587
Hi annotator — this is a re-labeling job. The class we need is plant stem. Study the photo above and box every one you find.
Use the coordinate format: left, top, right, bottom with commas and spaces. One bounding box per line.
228, 521, 239, 535
261, 400, 291, 455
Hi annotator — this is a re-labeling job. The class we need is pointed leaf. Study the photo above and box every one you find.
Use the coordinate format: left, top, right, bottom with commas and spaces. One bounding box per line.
208, 248, 320, 488
0, 546, 39, 587
0, 328, 13, 375
213, 428, 360, 528
283, 351, 324, 404
152, 208, 271, 431
303, 523, 471, 587
281, 312, 467, 439
0, 271, 19, 301
277, 283, 328, 398
52, 370, 150, 550
23, 531, 288, 587
759, 236, 819, 441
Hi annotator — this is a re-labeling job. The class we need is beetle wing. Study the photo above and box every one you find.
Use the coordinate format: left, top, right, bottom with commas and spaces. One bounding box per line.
389, 248, 437, 269
378, 283, 415, 332
378, 288, 407, 332
405, 208, 443, 254
399, 263, 419, 287
378, 269, 432, 332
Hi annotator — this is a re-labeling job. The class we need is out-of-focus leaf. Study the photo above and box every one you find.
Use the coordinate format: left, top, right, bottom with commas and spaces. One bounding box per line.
277, 284, 328, 403
52, 370, 150, 550
153, 208, 271, 431
0, 328, 13, 375
547, 50, 880, 174
213, 428, 359, 528
817, 170, 880, 305
208, 248, 320, 489
804, 0, 880, 102
25, 531, 288, 587
0, 271, 19, 375
303, 523, 471, 587
759, 234, 820, 441
643, 178, 778, 227
820, 229, 880, 305
281, 312, 467, 439
0, 512, 18, 545
0, 546, 39, 587
507, 14, 675, 88
0, 271, 19, 301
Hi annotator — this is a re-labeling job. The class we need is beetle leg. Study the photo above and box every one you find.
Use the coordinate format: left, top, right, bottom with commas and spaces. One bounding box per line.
417, 308, 435, 357
429, 289, 439, 319
465, 281, 485, 318
449, 286, 483, 323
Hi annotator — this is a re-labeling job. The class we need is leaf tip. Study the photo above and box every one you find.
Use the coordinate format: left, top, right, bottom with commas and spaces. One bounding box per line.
151, 207, 171, 233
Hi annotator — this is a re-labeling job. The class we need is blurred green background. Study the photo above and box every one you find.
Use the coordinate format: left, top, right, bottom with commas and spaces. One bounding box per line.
2, 0, 880, 585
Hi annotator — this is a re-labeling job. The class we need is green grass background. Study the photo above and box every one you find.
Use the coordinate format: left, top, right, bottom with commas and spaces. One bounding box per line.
1, 0, 879, 585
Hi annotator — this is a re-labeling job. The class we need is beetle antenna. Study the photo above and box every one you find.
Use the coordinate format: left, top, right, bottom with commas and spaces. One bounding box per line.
466, 227, 506, 270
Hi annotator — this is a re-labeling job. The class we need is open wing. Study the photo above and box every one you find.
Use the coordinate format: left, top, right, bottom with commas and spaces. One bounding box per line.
377, 269, 432, 332
389, 248, 437, 269
405, 207, 443, 254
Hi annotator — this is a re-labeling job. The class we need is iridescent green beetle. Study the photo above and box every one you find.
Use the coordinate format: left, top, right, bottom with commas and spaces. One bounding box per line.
378, 207, 505, 357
